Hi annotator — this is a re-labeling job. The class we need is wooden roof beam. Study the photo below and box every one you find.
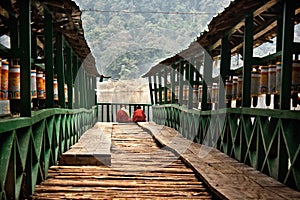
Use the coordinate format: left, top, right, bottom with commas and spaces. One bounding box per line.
207, 0, 279, 53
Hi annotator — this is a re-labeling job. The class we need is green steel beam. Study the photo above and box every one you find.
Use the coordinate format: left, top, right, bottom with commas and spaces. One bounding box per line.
65, 46, 73, 109
19, 0, 31, 117
202, 51, 213, 111
55, 32, 66, 108
219, 34, 231, 109
242, 13, 253, 108
280, 0, 295, 110
45, 11, 54, 108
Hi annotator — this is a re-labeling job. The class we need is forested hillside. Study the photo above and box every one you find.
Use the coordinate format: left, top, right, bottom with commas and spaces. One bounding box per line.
74, 0, 300, 79
74, 0, 230, 79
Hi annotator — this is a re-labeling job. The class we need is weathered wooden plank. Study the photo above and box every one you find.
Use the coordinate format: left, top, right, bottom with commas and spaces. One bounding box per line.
139, 122, 300, 200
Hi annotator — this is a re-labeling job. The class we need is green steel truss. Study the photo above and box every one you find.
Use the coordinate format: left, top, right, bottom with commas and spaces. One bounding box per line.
153, 104, 300, 191
0, 107, 97, 199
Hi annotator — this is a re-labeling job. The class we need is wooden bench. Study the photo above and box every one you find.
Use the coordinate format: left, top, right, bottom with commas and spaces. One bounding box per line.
139, 122, 300, 200
60, 122, 112, 166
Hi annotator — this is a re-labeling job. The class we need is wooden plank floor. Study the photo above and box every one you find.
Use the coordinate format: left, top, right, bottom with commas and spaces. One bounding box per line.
139, 122, 300, 200
31, 123, 217, 199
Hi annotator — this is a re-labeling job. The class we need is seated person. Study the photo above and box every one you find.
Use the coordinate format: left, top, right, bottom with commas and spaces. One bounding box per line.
132, 106, 146, 123
116, 105, 131, 122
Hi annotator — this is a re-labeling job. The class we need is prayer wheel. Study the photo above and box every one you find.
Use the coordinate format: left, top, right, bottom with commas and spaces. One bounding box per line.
167, 88, 171, 102
183, 85, 188, 101
225, 79, 232, 101
268, 64, 276, 94
31, 69, 37, 98
212, 83, 218, 103
198, 85, 202, 103
43, 74, 46, 97
292, 60, 300, 107
232, 77, 238, 100
237, 75, 243, 100
207, 85, 212, 110
260, 66, 268, 94
175, 85, 179, 99
251, 69, 260, 108
251, 70, 260, 97
64, 83, 68, 103
193, 85, 198, 105
37, 71, 44, 99
0, 61, 9, 100
8, 61, 20, 100
275, 62, 281, 94
292, 60, 300, 92
53, 76, 58, 101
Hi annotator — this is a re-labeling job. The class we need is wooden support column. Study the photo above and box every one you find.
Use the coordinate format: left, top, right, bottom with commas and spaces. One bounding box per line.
280, 0, 295, 110
88, 75, 93, 108
179, 60, 184, 106
19, 0, 31, 117
148, 76, 154, 105
31, 33, 37, 59
9, 13, 18, 56
158, 71, 163, 105
45, 11, 54, 108
242, 13, 253, 108
276, 13, 283, 52
65, 46, 73, 109
164, 67, 168, 103
202, 51, 212, 111
153, 74, 158, 104
55, 32, 66, 108
219, 35, 231, 109
79, 64, 85, 108
92, 76, 97, 106
188, 59, 194, 109
73, 55, 79, 108
171, 63, 176, 104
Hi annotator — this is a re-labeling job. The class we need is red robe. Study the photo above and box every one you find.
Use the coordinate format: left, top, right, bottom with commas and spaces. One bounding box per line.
116, 110, 131, 122
133, 109, 146, 122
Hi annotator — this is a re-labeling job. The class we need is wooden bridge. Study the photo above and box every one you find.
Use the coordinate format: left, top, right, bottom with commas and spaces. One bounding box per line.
31, 122, 300, 199
1, 0, 300, 199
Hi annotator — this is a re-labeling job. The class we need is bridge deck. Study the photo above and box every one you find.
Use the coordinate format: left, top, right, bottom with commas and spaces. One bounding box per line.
139, 122, 300, 200
32, 123, 216, 199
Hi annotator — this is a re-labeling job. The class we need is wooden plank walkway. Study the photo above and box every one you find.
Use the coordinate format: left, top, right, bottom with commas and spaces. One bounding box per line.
31, 123, 216, 199
139, 122, 300, 200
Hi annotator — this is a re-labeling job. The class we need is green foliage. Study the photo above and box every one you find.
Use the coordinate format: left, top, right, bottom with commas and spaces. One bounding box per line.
74, 0, 231, 79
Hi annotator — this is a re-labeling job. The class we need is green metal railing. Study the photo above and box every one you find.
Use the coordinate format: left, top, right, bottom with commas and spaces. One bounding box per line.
153, 104, 300, 191
97, 103, 152, 122
0, 107, 97, 199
